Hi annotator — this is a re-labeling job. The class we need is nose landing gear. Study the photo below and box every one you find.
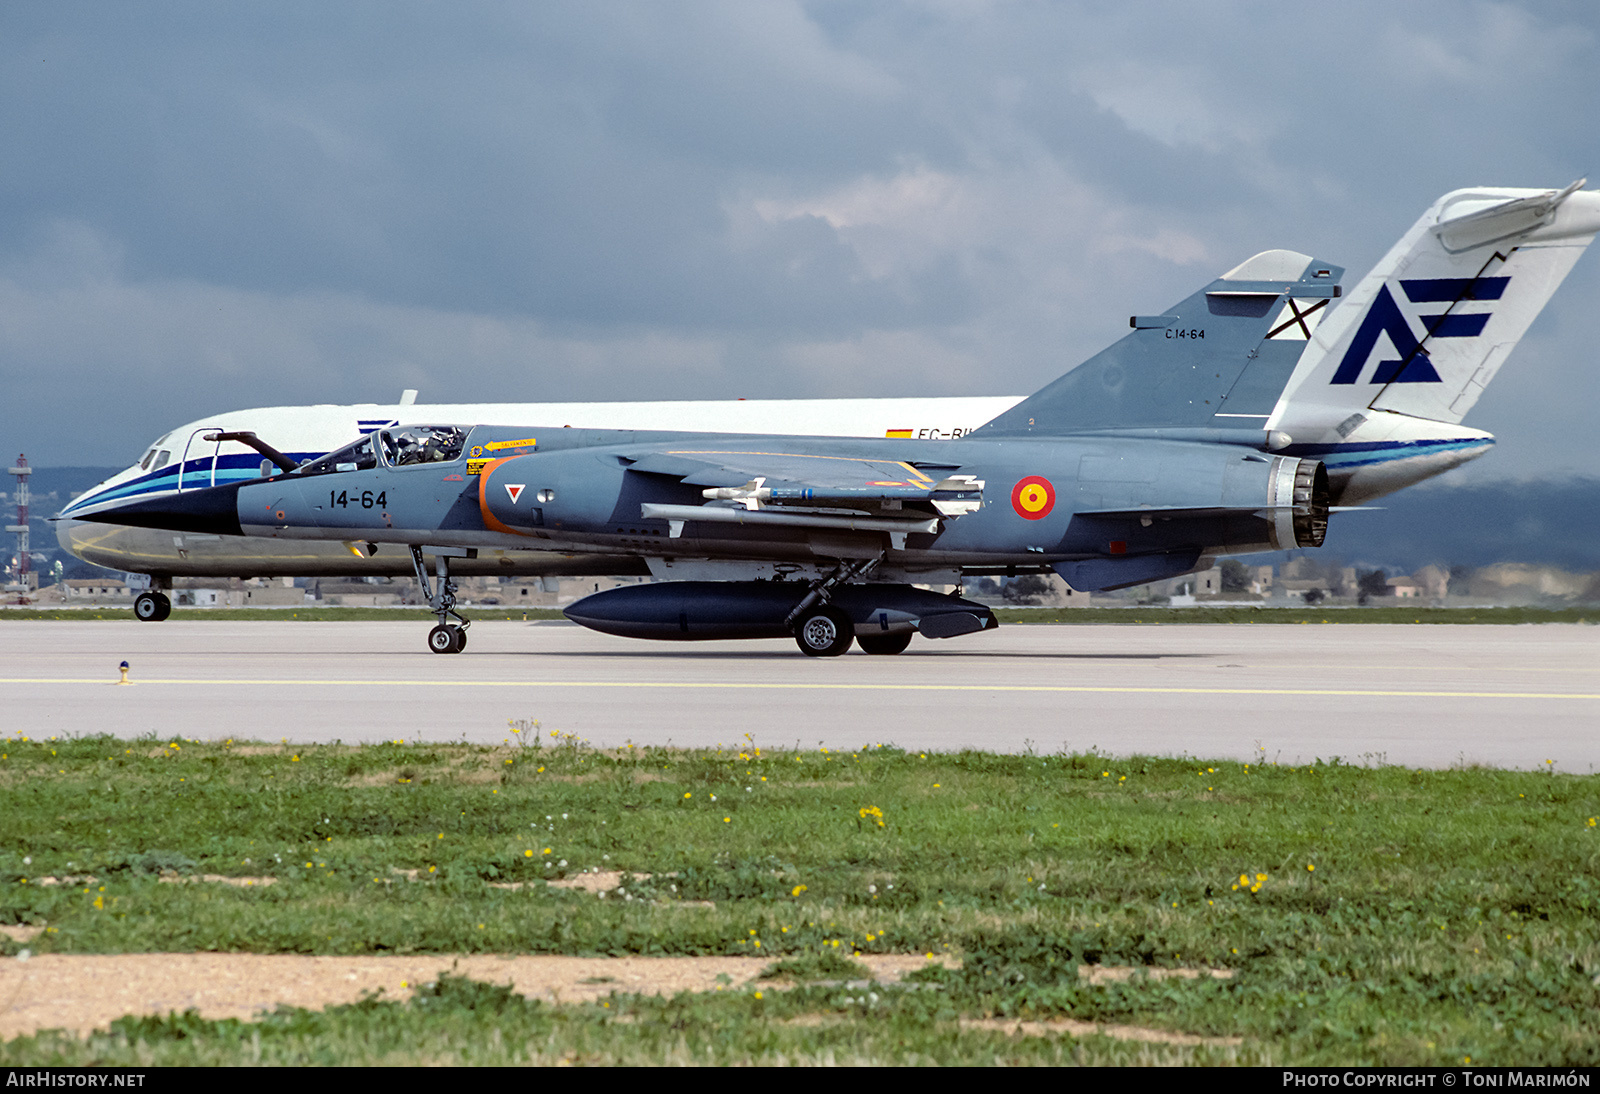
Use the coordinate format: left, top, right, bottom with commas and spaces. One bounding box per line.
410, 545, 477, 654
133, 590, 172, 622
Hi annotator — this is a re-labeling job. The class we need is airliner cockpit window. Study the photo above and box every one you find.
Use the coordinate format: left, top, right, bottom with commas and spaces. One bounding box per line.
378, 426, 469, 467
297, 436, 379, 477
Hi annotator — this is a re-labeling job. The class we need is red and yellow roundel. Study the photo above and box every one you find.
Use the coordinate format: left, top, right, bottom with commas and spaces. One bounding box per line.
1011, 476, 1055, 520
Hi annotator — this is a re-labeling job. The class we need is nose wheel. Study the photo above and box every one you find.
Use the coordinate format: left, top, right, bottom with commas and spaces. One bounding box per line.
428, 624, 466, 654
133, 591, 172, 622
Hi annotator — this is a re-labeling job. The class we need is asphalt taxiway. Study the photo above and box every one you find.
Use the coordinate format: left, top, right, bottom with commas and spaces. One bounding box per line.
3, 620, 1596, 769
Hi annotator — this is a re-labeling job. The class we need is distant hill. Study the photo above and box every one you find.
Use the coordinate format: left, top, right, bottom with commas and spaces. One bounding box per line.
1317, 478, 1600, 572
3, 466, 123, 508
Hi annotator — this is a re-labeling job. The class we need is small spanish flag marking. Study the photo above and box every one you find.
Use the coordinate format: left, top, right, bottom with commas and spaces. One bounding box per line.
1011, 476, 1055, 520
885, 429, 913, 439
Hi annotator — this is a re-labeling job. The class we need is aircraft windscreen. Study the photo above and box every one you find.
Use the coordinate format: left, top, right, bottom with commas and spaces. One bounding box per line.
297, 437, 379, 477
137, 433, 173, 471
379, 426, 469, 466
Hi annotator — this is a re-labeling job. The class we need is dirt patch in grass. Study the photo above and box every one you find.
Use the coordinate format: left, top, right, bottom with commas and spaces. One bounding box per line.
547, 870, 647, 894
959, 1016, 1242, 1047
346, 769, 422, 788
32, 874, 276, 889
1080, 966, 1232, 985
0, 953, 947, 1039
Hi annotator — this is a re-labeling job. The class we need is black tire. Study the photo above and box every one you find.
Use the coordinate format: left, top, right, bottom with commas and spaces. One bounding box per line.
428, 625, 458, 654
794, 607, 853, 657
453, 626, 467, 652
134, 591, 170, 622
856, 631, 912, 655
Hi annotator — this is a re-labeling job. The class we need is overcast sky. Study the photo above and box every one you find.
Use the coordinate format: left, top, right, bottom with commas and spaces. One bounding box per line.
2, 1, 1596, 481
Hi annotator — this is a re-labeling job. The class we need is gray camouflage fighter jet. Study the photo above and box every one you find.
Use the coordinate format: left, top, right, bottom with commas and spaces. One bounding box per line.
67, 184, 1600, 655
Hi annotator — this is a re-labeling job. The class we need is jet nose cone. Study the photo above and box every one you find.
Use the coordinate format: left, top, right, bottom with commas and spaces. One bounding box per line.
74, 481, 246, 537
54, 515, 85, 555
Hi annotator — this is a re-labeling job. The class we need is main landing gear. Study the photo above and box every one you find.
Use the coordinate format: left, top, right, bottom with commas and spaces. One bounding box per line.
410, 545, 476, 654
793, 605, 853, 657
784, 554, 881, 658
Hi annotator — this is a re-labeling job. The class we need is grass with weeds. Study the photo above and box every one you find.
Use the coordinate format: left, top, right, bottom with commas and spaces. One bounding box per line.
760, 949, 873, 982
2, 973, 1258, 1066
3, 732, 1599, 1064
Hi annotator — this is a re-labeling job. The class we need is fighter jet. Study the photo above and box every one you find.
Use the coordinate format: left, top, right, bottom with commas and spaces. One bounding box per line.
66, 184, 1600, 656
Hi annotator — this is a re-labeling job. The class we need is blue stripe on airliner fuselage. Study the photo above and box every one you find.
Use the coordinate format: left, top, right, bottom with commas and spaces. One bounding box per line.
1285, 436, 1493, 471
59, 452, 323, 515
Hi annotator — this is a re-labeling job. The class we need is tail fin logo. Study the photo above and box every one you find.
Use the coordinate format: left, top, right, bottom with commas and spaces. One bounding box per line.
1329, 277, 1509, 385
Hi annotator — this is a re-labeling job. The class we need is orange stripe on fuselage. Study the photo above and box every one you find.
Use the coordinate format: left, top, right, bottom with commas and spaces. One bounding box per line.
477, 456, 537, 537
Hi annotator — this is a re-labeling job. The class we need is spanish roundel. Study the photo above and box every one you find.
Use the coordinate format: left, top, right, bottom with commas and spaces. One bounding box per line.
1010, 476, 1055, 520
505, 484, 525, 504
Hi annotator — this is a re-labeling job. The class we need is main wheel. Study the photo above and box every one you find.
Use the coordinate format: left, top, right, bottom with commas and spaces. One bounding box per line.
794, 607, 853, 657
134, 591, 171, 622
428, 625, 460, 654
453, 627, 468, 652
856, 631, 912, 655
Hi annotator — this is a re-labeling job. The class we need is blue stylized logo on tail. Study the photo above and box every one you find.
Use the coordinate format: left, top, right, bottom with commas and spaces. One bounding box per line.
1330, 277, 1509, 385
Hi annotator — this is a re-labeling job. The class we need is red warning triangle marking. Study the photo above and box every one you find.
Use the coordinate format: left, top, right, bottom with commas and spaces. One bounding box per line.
505, 484, 525, 504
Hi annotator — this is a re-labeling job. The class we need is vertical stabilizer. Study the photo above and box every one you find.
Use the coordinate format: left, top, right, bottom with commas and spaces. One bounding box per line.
973, 251, 1343, 436
1268, 183, 1600, 441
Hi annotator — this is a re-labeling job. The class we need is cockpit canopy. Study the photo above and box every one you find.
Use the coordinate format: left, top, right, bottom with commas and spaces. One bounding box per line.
297, 436, 379, 477
294, 426, 470, 477
379, 426, 469, 466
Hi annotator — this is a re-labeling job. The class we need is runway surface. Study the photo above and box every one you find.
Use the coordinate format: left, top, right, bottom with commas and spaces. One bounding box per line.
3, 620, 1596, 769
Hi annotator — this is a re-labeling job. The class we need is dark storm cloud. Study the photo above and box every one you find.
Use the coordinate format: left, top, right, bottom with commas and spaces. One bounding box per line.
0, 1, 1596, 480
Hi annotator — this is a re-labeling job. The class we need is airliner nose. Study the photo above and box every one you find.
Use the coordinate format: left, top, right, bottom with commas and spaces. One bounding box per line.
71, 481, 246, 537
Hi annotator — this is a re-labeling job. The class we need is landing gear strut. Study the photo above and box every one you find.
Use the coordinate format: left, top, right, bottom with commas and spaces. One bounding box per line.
133, 576, 173, 622
410, 545, 476, 654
